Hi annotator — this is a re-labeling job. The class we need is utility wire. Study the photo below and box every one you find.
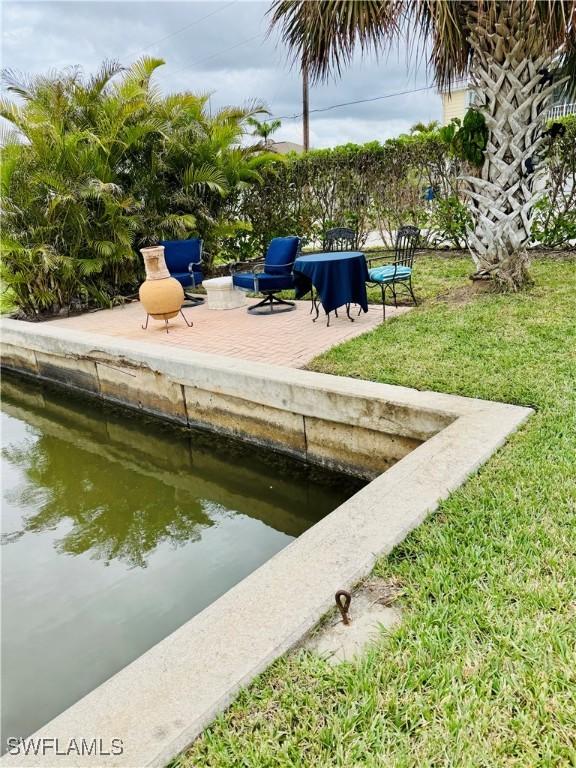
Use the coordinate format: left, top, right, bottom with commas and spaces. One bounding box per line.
5, 0, 241, 75
125, 1, 238, 62
160, 32, 263, 80
149, 15, 435, 124
270, 84, 436, 121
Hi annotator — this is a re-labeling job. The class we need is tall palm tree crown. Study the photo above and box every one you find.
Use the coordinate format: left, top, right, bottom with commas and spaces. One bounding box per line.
269, 0, 576, 288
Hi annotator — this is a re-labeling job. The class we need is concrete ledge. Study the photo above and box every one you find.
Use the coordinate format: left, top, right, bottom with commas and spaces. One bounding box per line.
0, 318, 532, 767
0, 320, 456, 478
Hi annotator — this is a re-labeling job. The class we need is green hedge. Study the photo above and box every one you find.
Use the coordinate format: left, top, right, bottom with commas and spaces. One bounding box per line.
223, 134, 471, 259
224, 120, 575, 261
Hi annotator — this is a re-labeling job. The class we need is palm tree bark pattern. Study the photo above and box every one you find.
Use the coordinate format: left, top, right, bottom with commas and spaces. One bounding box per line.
466, 2, 565, 289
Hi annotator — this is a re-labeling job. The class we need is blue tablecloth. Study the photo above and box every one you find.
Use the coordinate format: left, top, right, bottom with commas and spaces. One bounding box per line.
293, 252, 369, 315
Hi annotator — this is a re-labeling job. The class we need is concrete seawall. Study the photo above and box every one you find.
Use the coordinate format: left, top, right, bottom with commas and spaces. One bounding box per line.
0, 318, 532, 768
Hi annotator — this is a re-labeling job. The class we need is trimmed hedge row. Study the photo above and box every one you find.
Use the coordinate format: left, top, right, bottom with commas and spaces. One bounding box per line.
222, 116, 576, 261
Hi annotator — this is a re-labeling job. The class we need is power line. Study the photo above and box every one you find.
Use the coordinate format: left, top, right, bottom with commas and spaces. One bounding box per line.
271, 84, 436, 121
125, 1, 238, 62
20, 1, 241, 75
160, 32, 263, 80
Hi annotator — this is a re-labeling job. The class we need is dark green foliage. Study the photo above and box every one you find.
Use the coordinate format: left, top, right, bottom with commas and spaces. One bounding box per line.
531, 196, 576, 247
0, 60, 278, 318
231, 119, 573, 258
439, 109, 488, 168
532, 115, 576, 247
228, 133, 471, 257
428, 195, 473, 250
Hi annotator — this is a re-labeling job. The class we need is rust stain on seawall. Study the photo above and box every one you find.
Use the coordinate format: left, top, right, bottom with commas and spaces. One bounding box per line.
304, 416, 422, 479
0, 343, 39, 376
95, 361, 188, 424
183, 386, 308, 459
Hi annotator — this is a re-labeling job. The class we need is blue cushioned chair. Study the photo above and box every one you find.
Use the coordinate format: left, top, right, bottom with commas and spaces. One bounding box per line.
231, 236, 300, 314
160, 238, 204, 305
364, 226, 420, 320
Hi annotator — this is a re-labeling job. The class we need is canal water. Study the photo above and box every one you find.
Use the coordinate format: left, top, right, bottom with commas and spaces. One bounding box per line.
0, 372, 363, 750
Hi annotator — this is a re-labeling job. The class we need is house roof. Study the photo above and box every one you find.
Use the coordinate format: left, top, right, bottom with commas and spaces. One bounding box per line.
269, 141, 305, 155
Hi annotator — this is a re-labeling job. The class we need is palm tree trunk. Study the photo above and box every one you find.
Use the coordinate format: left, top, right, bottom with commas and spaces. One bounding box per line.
464, 3, 560, 290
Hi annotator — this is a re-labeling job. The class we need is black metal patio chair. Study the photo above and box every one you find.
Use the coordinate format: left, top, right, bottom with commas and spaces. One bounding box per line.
363, 225, 420, 320
323, 227, 357, 252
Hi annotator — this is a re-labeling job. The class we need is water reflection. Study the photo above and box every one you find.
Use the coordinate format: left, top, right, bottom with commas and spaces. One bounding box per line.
2, 420, 212, 569
2, 375, 361, 569
1, 374, 363, 747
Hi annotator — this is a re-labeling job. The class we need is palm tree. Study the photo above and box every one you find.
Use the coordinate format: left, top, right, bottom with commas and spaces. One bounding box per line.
410, 120, 440, 134
0, 59, 160, 315
0, 59, 280, 315
269, 0, 576, 289
246, 116, 283, 146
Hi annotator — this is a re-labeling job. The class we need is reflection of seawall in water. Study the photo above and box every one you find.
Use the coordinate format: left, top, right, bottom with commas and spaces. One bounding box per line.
1, 375, 363, 565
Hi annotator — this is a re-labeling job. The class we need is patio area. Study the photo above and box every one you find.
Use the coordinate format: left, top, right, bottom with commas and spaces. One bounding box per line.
45, 298, 410, 368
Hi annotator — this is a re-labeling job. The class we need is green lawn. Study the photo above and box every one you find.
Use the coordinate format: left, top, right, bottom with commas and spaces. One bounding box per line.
363, 249, 472, 306
177, 254, 576, 767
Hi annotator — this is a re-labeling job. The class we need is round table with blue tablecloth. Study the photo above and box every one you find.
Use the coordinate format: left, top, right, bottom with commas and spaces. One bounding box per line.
293, 251, 369, 324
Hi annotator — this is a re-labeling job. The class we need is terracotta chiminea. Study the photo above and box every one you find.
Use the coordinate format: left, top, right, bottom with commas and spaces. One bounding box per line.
139, 245, 192, 332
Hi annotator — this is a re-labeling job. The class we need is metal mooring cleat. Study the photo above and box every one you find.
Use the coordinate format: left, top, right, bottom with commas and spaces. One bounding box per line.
335, 590, 352, 625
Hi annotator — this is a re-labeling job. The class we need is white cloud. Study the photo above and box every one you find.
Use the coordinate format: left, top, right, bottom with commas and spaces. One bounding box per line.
1, 0, 442, 146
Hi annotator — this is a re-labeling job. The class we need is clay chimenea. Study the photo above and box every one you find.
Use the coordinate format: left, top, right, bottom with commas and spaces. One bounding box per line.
139, 245, 192, 332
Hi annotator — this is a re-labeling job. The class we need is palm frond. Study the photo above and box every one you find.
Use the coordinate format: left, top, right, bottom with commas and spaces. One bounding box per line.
268, 0, 402, 81
115, 56, 165, 98
410, 0, 471, 92
183, 164, 229, 194
269, 1, 575, 91
86, 59, 124, 97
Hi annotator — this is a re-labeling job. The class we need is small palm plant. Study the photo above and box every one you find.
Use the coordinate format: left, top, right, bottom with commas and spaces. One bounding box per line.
410, 120, 440, 134
0, 59, 174, 315
246, 116, 283, 146
269, 0, 576, 289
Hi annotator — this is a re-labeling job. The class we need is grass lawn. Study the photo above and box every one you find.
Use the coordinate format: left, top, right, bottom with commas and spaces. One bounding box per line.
176, 253, 576, 768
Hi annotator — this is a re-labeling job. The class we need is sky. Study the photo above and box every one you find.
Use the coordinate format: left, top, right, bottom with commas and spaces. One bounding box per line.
1, 0, 442, 148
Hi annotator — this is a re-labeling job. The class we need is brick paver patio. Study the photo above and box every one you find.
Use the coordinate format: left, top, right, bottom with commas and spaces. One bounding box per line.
47, 298, 409, 368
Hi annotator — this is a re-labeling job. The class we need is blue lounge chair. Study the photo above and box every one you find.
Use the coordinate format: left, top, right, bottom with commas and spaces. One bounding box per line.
160, 238, 204, 305
364, 226, 420, 320
231, 236, 300, 314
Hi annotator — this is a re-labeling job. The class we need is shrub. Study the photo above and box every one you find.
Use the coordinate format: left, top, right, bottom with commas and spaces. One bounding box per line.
428, 195, 473, 249
439, 109, 488, 168
0, 59, 277, 317
531, 115, 576, 248
231, 134, 467, 250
